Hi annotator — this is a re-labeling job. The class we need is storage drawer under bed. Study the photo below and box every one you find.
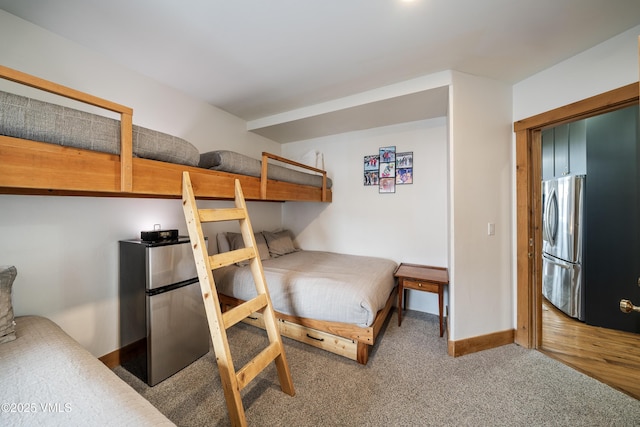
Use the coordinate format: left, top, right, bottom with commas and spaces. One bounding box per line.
239, 311, 358, 361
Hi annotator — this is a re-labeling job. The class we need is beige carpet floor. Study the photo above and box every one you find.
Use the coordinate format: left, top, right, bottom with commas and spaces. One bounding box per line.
114, 309, 640, 426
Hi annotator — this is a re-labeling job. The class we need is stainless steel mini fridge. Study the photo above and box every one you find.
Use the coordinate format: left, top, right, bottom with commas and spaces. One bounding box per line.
119, 237, 209, 386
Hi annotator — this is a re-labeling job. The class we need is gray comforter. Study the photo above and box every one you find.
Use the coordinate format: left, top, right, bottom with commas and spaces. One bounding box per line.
213, 251, 397, 327
0, 316, 174, 426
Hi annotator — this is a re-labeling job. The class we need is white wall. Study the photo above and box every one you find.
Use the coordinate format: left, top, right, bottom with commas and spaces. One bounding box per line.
448, 72, 513, 340
514, 25, 640, 121
282, 75, 513, 343
0, 10, 284, 357
282, 119, 449, 314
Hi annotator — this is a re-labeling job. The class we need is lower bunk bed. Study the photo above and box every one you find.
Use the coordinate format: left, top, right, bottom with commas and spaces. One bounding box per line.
213, 232, 398, 364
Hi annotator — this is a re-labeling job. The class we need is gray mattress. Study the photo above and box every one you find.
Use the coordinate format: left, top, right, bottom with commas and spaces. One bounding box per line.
213, 251, 396, 327
0, 90, 200, 167
199, 150, 332, 189
0, 316, 174, 426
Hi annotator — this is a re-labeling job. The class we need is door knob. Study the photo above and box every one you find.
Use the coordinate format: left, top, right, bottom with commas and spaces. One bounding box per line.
619, 299, 640, 314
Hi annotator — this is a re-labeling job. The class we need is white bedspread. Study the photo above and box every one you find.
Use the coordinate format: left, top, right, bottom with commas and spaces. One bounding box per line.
213, 251, 397, 327
0, 316, 174, 427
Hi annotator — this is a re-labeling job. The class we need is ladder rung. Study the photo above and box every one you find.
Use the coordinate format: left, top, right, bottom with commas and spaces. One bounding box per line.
198, 207, 246, 223
222, 294, 268, 329
209, 247, 256, 269
236, 341, 282, 391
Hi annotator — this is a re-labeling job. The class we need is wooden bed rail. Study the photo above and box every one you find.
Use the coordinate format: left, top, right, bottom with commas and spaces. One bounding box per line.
260, 152, 328, 201
0, 65, 134, 192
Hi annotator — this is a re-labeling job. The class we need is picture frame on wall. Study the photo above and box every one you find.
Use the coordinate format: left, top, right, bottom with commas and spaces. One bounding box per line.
396, 151, 413, 185
363, 154, 379, 186
396, 168, 413, 184
379, 146, 396, 164
379, 177, 396, 193
396, 151, 413, 168
378, 146, 396, 192
379, 161, 395, 179
363, 145, 411, 193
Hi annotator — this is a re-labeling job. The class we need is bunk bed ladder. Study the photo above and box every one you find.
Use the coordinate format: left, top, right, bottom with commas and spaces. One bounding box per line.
181, 171, 295, 427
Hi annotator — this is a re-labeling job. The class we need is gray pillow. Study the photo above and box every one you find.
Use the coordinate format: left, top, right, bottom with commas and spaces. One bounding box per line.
0, 266, 17, 344
226, 232, 270, 266
263, 230, 297, 257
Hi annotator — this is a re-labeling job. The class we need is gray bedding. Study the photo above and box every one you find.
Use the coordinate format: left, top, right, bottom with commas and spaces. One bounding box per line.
0, 316, 174, 426
213, 251, 397, 327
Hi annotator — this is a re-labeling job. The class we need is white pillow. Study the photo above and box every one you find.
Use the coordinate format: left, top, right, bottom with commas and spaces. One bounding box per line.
0, 266, 17, 344
216, 232, 231, 254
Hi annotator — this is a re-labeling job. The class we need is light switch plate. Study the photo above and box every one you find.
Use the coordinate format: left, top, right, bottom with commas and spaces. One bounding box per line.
488, 223, 495, 236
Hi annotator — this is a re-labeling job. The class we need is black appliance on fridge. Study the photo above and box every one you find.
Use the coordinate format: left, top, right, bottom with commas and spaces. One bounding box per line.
119, 236, 209, 386
541, 174, 586, 321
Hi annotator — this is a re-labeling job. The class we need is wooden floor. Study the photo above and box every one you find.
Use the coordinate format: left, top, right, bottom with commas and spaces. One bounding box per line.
541, 300, 640, 400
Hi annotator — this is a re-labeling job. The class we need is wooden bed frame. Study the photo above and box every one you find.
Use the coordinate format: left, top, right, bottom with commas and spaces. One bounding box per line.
0, 65, 331, 203
219, 287, 396, 365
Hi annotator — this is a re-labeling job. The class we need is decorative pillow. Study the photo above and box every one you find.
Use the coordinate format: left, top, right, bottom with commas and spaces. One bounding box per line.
263, 230, 297, 257
226, 232, 270, 266
216, 232, 231, 254
0, 266, 17, 344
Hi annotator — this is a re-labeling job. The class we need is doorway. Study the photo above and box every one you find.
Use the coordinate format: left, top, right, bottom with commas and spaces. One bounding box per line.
513, 83, 639, 394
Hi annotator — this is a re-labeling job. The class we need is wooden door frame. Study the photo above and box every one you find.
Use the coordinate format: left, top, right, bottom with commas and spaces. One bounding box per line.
513, 83, 639, 348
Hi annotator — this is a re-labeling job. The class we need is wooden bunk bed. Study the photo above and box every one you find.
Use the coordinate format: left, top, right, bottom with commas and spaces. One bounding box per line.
0, 65, 331, 203
0, 65, 401, 365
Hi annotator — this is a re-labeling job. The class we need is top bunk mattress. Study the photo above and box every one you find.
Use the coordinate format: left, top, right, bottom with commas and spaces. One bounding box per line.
0, 90, 200, 167
199, 150, 332, 189
213, 250, 396, 327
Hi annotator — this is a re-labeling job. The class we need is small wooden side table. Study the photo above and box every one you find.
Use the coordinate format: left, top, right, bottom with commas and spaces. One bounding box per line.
394, 263, 449, 337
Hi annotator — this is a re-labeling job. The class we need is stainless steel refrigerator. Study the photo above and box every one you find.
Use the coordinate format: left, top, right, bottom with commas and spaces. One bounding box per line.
119, 237, 209, 386
541, 174, 586, 320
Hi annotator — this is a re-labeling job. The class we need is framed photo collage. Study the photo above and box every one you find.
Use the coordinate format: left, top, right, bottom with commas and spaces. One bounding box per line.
364, 146, 413, 193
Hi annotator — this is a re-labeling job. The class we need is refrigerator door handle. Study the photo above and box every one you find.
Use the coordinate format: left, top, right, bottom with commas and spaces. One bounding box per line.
542, 253, 571, 269
544, 188, 558, 247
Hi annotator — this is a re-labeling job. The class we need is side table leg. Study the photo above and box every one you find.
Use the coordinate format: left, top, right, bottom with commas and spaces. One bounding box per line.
397, 281, 403, 326
438, 288, 444, 337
